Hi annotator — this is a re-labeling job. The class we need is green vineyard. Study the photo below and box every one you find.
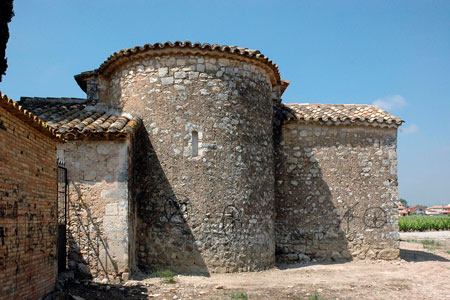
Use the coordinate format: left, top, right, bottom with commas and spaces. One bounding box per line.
399, 215, 450, 231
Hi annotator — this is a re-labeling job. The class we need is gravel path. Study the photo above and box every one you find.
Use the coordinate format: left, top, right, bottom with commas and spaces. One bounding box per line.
400, 230, 450, 239
54, 240, 450, 300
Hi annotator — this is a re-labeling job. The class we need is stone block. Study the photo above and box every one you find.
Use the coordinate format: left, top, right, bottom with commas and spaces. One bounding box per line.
78, 263, 91, 275
377, 248, 399, 260
196, 64, 205, 72
174, 71, 186, 79
101, 188, 127, 200
161, 76, 174, 85
105, 203, 119, 216
122, 272, 130, 281
83, 170, 96, 181
158, 67, 168, 77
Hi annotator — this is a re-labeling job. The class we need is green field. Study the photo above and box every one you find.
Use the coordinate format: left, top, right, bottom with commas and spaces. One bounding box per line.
399, 215, 450, 232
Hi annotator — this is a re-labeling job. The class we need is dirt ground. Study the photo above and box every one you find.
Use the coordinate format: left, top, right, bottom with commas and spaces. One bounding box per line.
58, 236, 450, 300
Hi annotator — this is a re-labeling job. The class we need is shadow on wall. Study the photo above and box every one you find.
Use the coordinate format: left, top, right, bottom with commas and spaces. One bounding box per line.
275, 150, 351, 264
274, 104, 399, 264
133, 126, 209, 275
67, 184, 118, 280
273, 105, 350, 264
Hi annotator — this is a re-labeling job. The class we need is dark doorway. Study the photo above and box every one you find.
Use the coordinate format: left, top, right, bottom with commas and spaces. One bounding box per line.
57, 164, 68, 273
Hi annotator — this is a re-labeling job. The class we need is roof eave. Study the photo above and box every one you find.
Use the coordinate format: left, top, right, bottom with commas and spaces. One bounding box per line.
0, 92, 61, 141
74, 70, 98, 93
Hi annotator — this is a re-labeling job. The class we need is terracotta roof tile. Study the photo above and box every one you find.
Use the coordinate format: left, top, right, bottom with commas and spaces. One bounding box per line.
19, 97, 139, 140
75, 40, 282, 92
0, 92, 59, 139
282, 103, 403, 127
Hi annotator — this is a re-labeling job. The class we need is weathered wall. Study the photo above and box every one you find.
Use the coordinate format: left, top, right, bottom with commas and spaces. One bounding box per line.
0, 106, 57, 300
59, 139, 133, 280
275, 122, 399, 264
103, 54, 276, 273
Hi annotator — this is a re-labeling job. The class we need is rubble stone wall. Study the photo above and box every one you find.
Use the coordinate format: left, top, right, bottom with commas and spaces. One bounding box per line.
59, 140, 132, 280
102, 54, 276, 273
275, 122, 400, 264
0, 106, 57, 300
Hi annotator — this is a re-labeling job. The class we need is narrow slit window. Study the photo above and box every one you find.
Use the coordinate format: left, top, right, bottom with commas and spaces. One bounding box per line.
192, 130, 199, 157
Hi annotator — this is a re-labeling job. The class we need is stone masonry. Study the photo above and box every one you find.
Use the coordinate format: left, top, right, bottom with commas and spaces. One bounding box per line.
16, 41, 404, 279
59, 140, 133, 279
101, 52, 278, 273
275, 121, 400, 263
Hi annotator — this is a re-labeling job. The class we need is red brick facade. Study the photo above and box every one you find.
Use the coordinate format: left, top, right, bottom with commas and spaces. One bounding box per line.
0, 103, 58, 300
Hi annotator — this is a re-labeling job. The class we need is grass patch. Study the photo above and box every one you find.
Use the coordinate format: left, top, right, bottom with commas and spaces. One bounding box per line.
153, 269, 176, 284
307, 293, 325, 300
229, 291, 248, 299
405, 239, 444, 251
420, 240, 442, 247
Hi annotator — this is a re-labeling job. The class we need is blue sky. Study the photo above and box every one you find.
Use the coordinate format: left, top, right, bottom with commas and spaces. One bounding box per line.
1, 1, 449, 206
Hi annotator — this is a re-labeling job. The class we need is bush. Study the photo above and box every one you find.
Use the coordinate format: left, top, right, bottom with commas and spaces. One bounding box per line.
399, 215, 450, 231
153, 269, 176, 284
229, 291, 248, 299
307, 293, 325, 300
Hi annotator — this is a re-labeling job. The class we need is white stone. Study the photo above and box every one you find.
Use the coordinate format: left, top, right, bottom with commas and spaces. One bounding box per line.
161, 77, 174, 85
105, 203, 119, 216
216, 93, 228, 101
158, 67, 168, 77
136, 65, 144, 72
174, 71, 186, 79
189, 72, 199, 80
218, 58, 229, 66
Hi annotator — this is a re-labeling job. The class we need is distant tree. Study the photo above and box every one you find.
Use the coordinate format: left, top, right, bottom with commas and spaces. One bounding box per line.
0, 0, 14, 82
399, 198, 408, 207
415, 205, 427, 209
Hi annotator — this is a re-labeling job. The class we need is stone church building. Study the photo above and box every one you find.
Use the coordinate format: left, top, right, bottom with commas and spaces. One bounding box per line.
19, 41, 403, 279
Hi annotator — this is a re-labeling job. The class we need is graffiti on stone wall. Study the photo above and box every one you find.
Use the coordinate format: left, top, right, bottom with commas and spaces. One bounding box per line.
164, 198, 189, 224
343, 202, 360, 233
222, 205, 242, 236
363, 207, 387, 229
343, 203, 387, 233
0, 191, 57, 274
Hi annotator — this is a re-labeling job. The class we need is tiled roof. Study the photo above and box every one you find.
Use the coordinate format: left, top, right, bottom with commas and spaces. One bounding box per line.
0, 92, 59, 139
282, 103, 403, 127
75, 41, 282, 92
20, 97, 139, 140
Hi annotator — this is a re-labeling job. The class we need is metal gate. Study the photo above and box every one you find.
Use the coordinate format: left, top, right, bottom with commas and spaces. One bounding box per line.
57, 164, 68, 273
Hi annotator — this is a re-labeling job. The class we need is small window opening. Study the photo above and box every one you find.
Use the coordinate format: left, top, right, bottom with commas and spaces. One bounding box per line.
192, 130, 199, 157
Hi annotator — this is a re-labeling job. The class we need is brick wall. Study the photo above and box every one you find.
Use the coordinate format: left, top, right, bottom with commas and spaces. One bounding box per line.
0, 106, 58, 300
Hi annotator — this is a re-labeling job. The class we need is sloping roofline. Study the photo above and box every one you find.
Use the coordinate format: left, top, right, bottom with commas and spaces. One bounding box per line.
75, 41, 285, 93
0, 91, 59, 140
19, 97, 141, 140
281, 103, 404, 128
